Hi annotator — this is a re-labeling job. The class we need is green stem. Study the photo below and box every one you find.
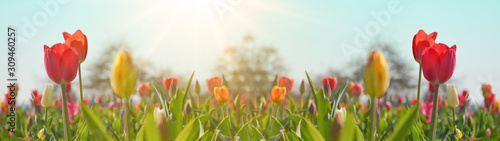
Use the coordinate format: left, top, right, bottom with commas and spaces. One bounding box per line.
123, 98, 130, 141
429, 84, 440, 140
60, 84, 71, 141
452, 107, 456, 127
45, 107, 48, 124
220, 103, 225, 118
78, 64, 84, 105
417, 64, 422, 103
370, 97, 378, 141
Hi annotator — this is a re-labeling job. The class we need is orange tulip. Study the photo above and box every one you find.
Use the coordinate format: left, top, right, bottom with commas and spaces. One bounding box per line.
63, 30, 88, 63
162, 77, 178, 92
207, 77, 222, 94
271, 86, 287, 103
214, 86, 229, 103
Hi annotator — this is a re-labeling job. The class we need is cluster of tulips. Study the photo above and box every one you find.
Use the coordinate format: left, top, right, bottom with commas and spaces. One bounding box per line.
0, 29, 498, 140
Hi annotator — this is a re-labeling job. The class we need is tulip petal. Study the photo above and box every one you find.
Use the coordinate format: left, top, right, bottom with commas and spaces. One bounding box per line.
60, 47, 79, 84
207, 77, 222, 94
62, 32, 72, 40
428, 32, 438, 40
278, 77, 294, 94
437, 45, 456, 84
44, 45, 63, 84
421, 47, 440, 84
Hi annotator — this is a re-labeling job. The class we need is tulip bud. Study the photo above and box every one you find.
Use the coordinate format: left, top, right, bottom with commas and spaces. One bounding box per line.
271, 86, 286, 103
308, 102, 316, 115
446, 84, 459, 108
455, 128, 462, 140
169, 79, 177, 96
428, 82, 435, 93
487, 128, 491, 136
41, 84, 54, 108
330, 107, 346, 140
398, 97, 403, 104
349, 83, 363, 98
137, 83, 152, 98
195, 80, 201, 94
153, 107, 169, 140
299, 80, 306, 94
110, 51, 137, 99
65, 82, 72, 93
38, 128, 46, 140
385, 102, 392, 110
363, 50, 390, 98
482, 84, 493, 98
184, 103, 191, 115
214, 86, 229, 103
323, 80, 332, 95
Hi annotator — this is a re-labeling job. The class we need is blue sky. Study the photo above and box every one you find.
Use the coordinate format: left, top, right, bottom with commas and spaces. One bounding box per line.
1, 0, 499, 105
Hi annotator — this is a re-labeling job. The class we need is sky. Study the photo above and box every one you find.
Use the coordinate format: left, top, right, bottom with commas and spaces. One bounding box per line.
1, 0, 499, 105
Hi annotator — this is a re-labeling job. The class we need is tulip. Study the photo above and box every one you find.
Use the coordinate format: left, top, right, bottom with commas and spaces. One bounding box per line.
487, 128, 491, 136
41, 84, 54, 108
162, 77, 178, 92
38, 128, 46, 140
195, 80, 201, 94
330, 107, 346, 140
169, 79, 177, 95
97, 96, 102, 104
137, 83, 152, 98
110, 50, 137, 99
412, 30, 437, 63
428, 82, 435, 93
214, 86, 229, 103
83, 99, 88, 105
110, 50, 136, 140
363, 50, 389, 141
482, 84, 493, 98
322, 77, 338, 92
421, 43, 456, 85
278, 77, 294, 94
299, 80, 306, 94
308, 102, 317, 115
323, 80, 332, 95
63, 30, 87, 63
484, 93, 495, 109
455, 128, 462, 140
446, 84, 459, 108
271, 86, 286, 103
154, 107, 169, 140
44, 43, 79, 85
207, 77, 222, 94
422, 43, 456, 141
349, 83, 363, 98
398, 97, 403, 104
363, 50, 390, 98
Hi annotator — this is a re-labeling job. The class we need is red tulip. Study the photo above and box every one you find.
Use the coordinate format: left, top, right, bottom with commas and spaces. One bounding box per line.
428, 82, 435, 93
421, 43, 456, 85
411, 99, 418, 105
63, 30, 88, 63
162, 77, 178, 91
278, 77, 294, 94
348, 83, 363, 98
398, 96, 403, 104
65, 82, 72, 93
97, 96, 102, 103
413, 30, 437, 63
485, 93, 495, 109
322, 77, 338, 91
44, 43, 79, 85
83, 99, 89, 105
207, 77, 222, 94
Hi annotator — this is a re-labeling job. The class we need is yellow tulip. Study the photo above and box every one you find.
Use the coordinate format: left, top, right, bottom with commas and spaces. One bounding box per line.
446, 84, 459, 108
41, 83, 54, 108
363, 50, 390, 98
214, 86, 229, 103
455, 128, 462, 139
110, 50, 137, 99
271, 86, 287, 103
38, 128, 46, 140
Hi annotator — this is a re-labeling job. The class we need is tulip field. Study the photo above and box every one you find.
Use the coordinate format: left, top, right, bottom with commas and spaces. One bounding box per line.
1, 29, 499, 141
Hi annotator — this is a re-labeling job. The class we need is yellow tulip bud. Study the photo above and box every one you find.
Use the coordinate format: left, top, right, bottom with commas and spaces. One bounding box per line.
38, 128, 46, 140
455, 128, 462, 139
363, 50, 390, 98
41, 83, 54, 108
110, 51, 137, 99
446, 84, 459, 108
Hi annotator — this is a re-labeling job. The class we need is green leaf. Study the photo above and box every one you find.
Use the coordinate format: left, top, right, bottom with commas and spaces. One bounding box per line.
292, 115, 325, 141
331, 82, 348, 118
81, 105, 114, 141
175, 118, 202, 140
305, 71, 316, 93
169, 89, 186, 139
387, 105, 419, 141
144, 112, 161, 141
217, 116, 232, 136
314, 89, 330, 138
340, 110, 356, 141
151, 81, 170, 119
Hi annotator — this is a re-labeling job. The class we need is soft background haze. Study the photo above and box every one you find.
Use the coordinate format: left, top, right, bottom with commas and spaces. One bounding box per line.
1, 0, 499, 105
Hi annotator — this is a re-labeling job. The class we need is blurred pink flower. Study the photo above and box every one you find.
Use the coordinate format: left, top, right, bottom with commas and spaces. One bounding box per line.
385, 101, 392, 110
421, 102, 433, 123
487, 128, 491, 136
116, 99, 122, 107
108, 101, 116, 110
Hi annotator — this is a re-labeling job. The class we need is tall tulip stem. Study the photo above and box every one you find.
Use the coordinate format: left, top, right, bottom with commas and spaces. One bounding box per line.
417, 64, 422, 103
60, 84, 71, 141
429, 84, 440, 140
123, 98, 130, 141
370, 97, 378, 141
78, 64, 84, 104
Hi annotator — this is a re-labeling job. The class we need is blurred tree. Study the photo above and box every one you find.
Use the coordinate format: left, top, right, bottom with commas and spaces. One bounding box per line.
214, 34, 286, 100
85, 39, 179, 101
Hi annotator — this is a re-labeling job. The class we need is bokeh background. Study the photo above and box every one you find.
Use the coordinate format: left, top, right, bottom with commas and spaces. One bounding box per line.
1, 0, 499, 106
